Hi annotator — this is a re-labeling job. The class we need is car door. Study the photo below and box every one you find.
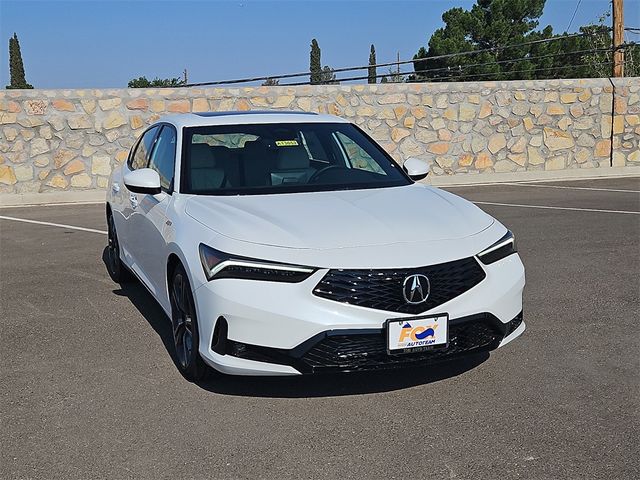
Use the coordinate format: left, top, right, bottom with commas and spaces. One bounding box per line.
129, 124, 177, 299
120, 125, 160, 275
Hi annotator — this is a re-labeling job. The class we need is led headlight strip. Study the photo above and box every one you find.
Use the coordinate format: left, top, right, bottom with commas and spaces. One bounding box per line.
199, 244, 316, 282
476, 230, 517, 265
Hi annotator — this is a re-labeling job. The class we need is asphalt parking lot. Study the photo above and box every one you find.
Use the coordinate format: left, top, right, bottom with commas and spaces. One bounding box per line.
1, 176, 638, 480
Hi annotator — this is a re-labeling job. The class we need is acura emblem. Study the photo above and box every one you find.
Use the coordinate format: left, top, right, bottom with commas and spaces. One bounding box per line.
402, 274, 430, 304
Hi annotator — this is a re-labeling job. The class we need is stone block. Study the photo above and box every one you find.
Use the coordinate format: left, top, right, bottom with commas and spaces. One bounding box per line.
24, 100, 48, 115
52, 99, 75, 111
14, 164, 34, 181
0, 165, 17, 185
68, 114, 92, 130
30, 138, 50, 157
63, 159, 85, 175
126, 98, 149, 111
488, 133, 506, 154
543, 127, 574, 151
475, 152, 493, 169
595, 139, 611, 157
167, 100, 190, 113
70, 173, 92, 188
47, 174, 68, 189
98, 98, 122, 111
545, 156, 565, 170
427, 142, 450, 155
103, 112, 126, 130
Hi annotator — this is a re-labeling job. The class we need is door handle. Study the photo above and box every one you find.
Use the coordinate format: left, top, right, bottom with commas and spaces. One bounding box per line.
112, 183, 120, 194
129, 193, 138, 209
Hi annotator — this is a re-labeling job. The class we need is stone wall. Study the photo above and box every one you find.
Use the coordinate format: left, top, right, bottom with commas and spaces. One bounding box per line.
0, 78, 638, 194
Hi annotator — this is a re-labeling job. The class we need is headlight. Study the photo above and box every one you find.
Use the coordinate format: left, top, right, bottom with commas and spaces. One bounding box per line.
199, 244, 317, 282
477, 230, 517, 265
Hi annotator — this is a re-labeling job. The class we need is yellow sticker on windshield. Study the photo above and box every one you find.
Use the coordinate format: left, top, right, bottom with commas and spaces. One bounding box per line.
275, 140, 299, 147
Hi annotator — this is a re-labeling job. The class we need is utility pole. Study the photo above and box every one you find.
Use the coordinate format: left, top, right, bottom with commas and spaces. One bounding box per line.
612, 0, 624, 77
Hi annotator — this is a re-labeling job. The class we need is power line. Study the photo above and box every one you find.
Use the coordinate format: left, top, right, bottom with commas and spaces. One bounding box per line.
381, 61, 616, 86
300, 42, 633, 86
399, 47, 611, 82
417, 43, 634, 82
283, 45, 620, 86
427, 61, 616, 82
567, 0, 583, 32
182, 32, 597, 88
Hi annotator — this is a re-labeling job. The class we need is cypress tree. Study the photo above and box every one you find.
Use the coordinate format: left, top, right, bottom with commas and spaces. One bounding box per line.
7, 33, 33, 89
310, 39, 322, 85
368, 44, 377, 84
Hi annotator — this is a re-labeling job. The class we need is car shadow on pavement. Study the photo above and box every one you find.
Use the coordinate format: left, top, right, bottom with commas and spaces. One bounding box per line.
196, 353, 489, 398
105, 248, 490, 398
103, 249, 182, 369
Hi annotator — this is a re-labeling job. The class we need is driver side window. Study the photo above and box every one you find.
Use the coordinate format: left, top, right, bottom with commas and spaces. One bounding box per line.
148, 126, 176, 192
129, 126, 160, 170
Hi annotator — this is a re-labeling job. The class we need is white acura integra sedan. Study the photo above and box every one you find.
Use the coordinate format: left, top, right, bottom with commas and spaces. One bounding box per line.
106, 111, 525, 381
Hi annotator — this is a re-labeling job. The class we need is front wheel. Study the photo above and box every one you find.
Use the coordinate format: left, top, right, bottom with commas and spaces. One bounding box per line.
106, 213, 133, 283
169, 263, 208, 381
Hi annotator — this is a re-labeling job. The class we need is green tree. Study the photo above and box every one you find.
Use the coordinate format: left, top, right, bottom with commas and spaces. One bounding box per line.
320, 66, 338, 84
128, 76, 184, 88
412, 0, 636, 81
571, 10, 639, 78
413, 0, 549, 81
6, 33, 33, 89
261, 77, 280, 86
383, 67, 405, 83
368, 44, 377, 84
310, 39, 322, 84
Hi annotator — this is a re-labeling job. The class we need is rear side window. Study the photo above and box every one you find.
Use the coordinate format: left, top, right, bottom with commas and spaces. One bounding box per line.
148, 126, 177, 191
129, 126, 159, 170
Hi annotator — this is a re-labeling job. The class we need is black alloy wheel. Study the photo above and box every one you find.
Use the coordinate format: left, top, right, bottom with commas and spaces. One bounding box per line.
170, 264, 207, 381
106, 213, 132, 283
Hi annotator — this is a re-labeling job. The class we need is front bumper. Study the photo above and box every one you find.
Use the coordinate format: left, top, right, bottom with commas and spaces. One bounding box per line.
193, 253, 525, 376
224, 311, 523, 374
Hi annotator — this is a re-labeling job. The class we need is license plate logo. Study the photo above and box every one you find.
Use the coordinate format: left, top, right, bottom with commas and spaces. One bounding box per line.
387, 314, 448, 353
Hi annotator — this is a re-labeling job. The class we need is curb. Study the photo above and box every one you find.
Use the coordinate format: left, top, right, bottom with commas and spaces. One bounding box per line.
0, 190, 106, 208
426, 166, 640, 186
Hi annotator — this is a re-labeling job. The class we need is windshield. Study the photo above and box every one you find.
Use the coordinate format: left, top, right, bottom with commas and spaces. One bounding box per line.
181, 122, 411, 195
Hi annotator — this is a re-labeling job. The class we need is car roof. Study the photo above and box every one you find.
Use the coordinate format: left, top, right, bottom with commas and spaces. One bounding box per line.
159, 111, 349, 128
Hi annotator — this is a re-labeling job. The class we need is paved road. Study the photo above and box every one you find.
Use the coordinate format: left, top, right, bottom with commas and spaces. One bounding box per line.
1, 177, 638, 479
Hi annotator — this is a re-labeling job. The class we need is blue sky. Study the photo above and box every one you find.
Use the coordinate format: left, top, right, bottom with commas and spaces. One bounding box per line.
1, 0, 638, 89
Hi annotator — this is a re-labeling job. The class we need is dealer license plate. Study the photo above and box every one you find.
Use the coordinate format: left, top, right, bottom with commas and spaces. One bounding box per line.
386, 314, 449, 354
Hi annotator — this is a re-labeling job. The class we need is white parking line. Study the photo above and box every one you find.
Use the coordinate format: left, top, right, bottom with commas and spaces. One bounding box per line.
1, 198, 638, 237
0, 201, 104, 209
473, 201, 640, 215
0, 215, 107, 234
499, 182, 640, 193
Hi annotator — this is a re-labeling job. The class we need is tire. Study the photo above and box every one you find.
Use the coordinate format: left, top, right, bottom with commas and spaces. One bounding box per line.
169, 263, 208, 381
106, 212, 133, 283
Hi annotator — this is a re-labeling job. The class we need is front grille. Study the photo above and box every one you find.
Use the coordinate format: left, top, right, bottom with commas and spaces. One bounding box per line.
313, 257, 486, 314
299, 319, 501, 373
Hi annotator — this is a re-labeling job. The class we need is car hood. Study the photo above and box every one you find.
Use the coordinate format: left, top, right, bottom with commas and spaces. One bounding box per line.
184, 184, 494, 250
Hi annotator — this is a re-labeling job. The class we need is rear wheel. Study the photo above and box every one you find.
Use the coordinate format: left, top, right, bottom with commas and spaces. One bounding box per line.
169, 263, 207, 381
106, 213, 133, 283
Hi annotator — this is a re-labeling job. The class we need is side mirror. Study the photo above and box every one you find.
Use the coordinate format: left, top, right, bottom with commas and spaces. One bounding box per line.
403, 157, 430, 181
124, 168, 161, 195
